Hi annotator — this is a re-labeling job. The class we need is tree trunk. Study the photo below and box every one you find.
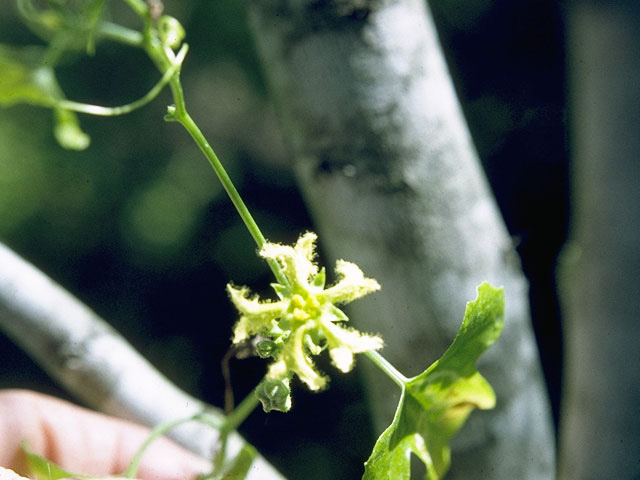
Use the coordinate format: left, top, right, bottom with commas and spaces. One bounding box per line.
560, 2, 640, 478
247, 0, 555, 477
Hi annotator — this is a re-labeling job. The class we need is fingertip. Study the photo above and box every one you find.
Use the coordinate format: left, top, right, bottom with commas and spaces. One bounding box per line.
0, 390, 211, 480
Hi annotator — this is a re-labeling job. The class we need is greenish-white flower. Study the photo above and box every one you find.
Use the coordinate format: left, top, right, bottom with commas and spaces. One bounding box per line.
227, 232, 383, 410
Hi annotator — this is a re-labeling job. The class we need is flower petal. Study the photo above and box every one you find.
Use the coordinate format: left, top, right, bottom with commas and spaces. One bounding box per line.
321, 318, 383, 355
329, 346, 354, 373
286, 323, 327, 390
322, 260, 380, 304
227, 285, 287, 318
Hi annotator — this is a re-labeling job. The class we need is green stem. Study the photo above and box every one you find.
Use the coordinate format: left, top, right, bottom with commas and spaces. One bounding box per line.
365, 350, 408, 387
169, 75, 187, 116
132, 12, 291, 287
52, 44, 188, 116
97, 21, 144, 47
117, 0, 291, 290
215, 387, 260, 472
120, 0, 149, 17
174, 110, 290, 287
176, 113, 263, 246
100, 10, 286, 452
124, 414, 200, 478
222, 386, 261, 434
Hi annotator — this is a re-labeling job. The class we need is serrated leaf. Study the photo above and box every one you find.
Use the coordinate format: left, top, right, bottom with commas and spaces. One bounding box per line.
363, 282, 504, 480
23, 441, 89, 480
363, 391, 438, 480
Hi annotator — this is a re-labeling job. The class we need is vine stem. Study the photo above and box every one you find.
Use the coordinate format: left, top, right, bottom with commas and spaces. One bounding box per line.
365, 350, 408, 387
176, 112, 265, 248
148, 41, 278, 460
124, 414, 204, 478
175, 111, 290, 288
98, 21, 144, 46
129, 12, 284, 455
222, 386, 261, 434
215, 386, 261, 472
127, 0, 289, 289
51, 44, 188, 116
120, 0, 148, 17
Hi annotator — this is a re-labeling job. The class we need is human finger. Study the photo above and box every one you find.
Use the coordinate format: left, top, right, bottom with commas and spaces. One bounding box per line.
0, 390, 210, 480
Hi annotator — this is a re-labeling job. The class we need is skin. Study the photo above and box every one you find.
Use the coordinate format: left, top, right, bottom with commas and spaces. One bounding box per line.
0, 390, 210, 480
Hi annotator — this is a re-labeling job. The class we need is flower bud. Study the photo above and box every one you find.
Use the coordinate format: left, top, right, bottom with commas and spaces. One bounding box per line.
256, 378, 291, 413
158, 15, 185, 49
256, 339, 278, 359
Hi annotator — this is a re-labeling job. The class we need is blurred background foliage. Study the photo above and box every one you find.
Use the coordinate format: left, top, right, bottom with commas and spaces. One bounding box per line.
0, 1, 567, 479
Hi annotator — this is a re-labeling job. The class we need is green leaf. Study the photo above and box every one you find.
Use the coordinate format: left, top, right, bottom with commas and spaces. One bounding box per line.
0, 44, 90, 150
363, 282, 504, 480
23, 441, 89, 480
17, 0, 108, 53
0, 45, 55, 107
213, 444, 258, 480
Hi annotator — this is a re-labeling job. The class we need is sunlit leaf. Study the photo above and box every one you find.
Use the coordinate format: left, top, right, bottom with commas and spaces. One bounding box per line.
363, 282, 504, 480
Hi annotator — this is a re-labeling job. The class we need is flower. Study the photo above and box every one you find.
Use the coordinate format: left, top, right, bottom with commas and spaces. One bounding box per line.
227, 232, 383, 411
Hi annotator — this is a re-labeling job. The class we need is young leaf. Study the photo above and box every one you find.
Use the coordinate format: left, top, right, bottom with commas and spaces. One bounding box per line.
212, 444, 258, 480
363, 282, 504, 480
0, 44, 91, 150
0, 45, 56, 107
17, 0, 108, 53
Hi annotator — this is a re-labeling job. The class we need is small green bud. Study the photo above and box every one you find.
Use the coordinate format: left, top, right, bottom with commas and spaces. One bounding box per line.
164, 104, 177, 121
256, 378, 291, 413
54, 109, 90, 151
256, 339, 278, 359
158, 15, 185, 49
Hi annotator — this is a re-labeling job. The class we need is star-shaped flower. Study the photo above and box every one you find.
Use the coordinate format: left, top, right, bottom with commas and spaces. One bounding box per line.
227, 232, 383, 411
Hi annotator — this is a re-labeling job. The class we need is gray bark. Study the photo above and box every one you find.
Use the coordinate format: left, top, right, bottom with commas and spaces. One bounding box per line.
0, 242, 284, 480
560, 3, 640, 478
248, 0, 555, 477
